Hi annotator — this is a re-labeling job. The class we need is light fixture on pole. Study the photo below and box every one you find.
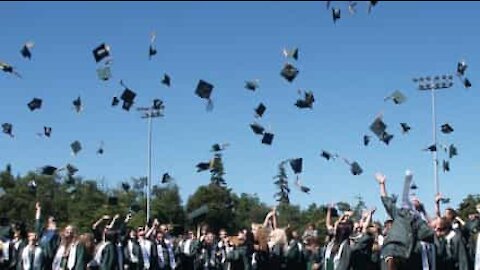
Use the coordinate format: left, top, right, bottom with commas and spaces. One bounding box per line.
137, 99, 165, 223
412, 74, 454, 196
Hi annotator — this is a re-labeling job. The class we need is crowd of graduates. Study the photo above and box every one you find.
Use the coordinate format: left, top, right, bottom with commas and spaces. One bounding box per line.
0, 173, 479, 270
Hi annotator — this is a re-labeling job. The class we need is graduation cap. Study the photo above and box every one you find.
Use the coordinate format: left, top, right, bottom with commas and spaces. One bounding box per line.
295, 91, 315, 109
245, 80, 259, 91
120, 81, 137, 111
41, 165, 58, 175
2, 123, 13, 137
282, 47, 299, 60
326, 1, 331, 10
97, 141, 104, 155
0, 62, 22, 78
289, 158, 303, 174
368, 0, 378, 14
72, 96, 82, 113
92, 43, 110, 63
161, 73, 171, 87
27, 98, 42, 111
162, 173, 173, 184
448, 144, 458, 158
350, 162, 363, 176
441, 123, 454, 134
153, 99, 164, 111
332, 8, 341, 23
111, 96, 120, 107
43, 126, 52, 137
262, 132, 274, 145
363, 135, 370, 146
370, 116, 387, 138
400, 123, 411, 134
195, 80, 214, 111
211, 143, 228, 152
442, 160, 450, 172
463, 78, 472, 88
255, 103, 266, 118
250, 122, 265, 135
457, 61, 468, 76
96, 66, 112, 81
70, 140, 82, 156
439, 198, 451, 204
348, 1, 357, 15
148, 32, 157, 60
280, 63, 299, 82
294, 179, 310, 194
385, 90, 407, 105
424, 144, 437, 152
410, 181, 418, 190
196, 162, 211, 172
20, 41, 34, 59
320, 150, 336, 161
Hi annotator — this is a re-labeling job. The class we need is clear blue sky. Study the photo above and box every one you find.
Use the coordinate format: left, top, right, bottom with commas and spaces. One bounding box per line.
1, 1, 479, 220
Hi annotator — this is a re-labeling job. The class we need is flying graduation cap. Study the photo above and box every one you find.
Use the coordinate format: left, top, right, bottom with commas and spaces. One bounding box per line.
289, 158, 303, 174
348, 1, 357, 15
457, 60, 468, 76
70, 140, 82, 156
96, 66, 112, 81
282, 47, 299, 60
97, 141, 104, 155
92, 43, 110, 63
245, 80, 260, 91
349, 161, 363, 176
294, 178, 310, 194
463, 78, 472, 88
320, 150, 337, 161
111, 96, 120, 107
0, 61, 22, 78
370, 116, 394, 145
2, 123, 13, 137
441, 123, 454, 134
161, 73, 171, 87
211, 143, 229, 152
363, 135, 371, 146
41, 165, 58, 175
42, 126, 52, 137
161, 173, 173, 184
72, 96, 82, 113
195, 80, 214, 111
295, 90, 315, 109
255, 103, 266, 118
368, 0, 378, 14
20, 41, 34, 59
27, 98, 43, 111
121, 182, 131, 192
149, 32, 157, 60
424, 144, 437, 152
442, 160, 450, 172
385, 90, 407, 105
448, 144, 458, 158
400, 123, 411, 134
120, 81, 137, 111
262, 132, 274, 145
332, 8, 341, 23
280, 63, 299, 82
250, 122, 265, 135
196, 162, 212, 172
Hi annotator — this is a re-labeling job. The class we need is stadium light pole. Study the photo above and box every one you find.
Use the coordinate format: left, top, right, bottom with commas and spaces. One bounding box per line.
413, 75, 454, 196
137, 99, 164, 223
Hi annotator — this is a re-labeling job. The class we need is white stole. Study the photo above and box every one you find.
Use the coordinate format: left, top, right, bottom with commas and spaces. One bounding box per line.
1, 240, 10, 261
420, 241, 435, 270
139, 239, 151, 269
157, 243, 165, 268
94, 241, 108, 265
474, 232, 480, 270
21, 245, 43, 270
324, 240, 347, 270
128, 240, 139, 263
165, 239, 176, 269
52, 242, 78, 270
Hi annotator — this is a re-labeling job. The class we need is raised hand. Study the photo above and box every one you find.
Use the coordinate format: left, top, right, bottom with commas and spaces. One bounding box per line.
375, 172, 386, 184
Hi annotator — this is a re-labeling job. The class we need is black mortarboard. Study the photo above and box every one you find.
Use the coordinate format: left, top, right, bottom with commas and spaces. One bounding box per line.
290, 158, 303, 174
380, 132, 394, 145
121, 182, 130, 192
111, 96, 120, 107
195, 80, 214, 111
211, 143, 228, 152
457, 61, 468, 76
27, 98, 42, 111
66, 164, 78, 176
386, 90, 407, 105
93, 43, 110, 63
245, 80, 259, 91
250, 123, 265, 135
410, 182, 418, 190
20, 42, 34, 59
70, 140, 82, 155
424, 144, 437, 152
0, 62, 22, 78
108, 196, 118, 206
255, 103, 266, 118
439, 198, 450, 204
161, 73, 171, 87
153, 99, 164, 110
162, 173, 173, 184
350, 161, 363, 176
73, 96, 82, 113
281, 63, 299, 82
463, 78, 472, 88
400, 123, 411, 134
282, 48, 299, 60
442, 160, 450, 172
363, 135, 370, 146
97, 66, 111, 81
196, 162, 211, 172
41, 166, 58, 175
149, 32, 157, 60
44, 126, 52, 137
120, 81, 137, 111
368, 0, 378, 14
300, 186, 310, 193
262, 132, 274, 145
332, 8, 341, 23
370, 117, 387, 138
441, 123, 454, 134
448, 144, 458, 158
2, 123, 13, 137
97, 142, 104, 155
295, 91, 315, 109
320, 150, 334, 160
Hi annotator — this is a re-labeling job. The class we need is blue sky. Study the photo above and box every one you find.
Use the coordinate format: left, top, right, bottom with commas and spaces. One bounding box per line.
1, 1, 479, 220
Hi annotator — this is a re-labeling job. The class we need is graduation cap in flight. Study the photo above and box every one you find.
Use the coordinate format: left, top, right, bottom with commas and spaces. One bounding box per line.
424, 144, 437, 152
245, 80, 259, 91
280, 63, 299, 82
457, 60, 468, 76
161, 73, 171, 87
211, 143, 229, 152
441, 123, 454, 134
295, 90, 315, 109
148, 32, 157, 60
463, 78, 472, 88
92, 43, 110, 63
282, 47, 299, 60
255, 103, 266, 118
111, 96, 120, 107
2, 123, 13, 137
73, 96, 82, 113
385, 90, 407, 105
294, 178, 310, 194
442, 160, 450, 172
41, 165, 58, 175
368, 0, 378, 14
195, 80, 214, 111
196, 162, 212, 172
43, 126, 52, 137
363, 135, 371, 146
332, 8, 341, 23
97, 141, 104, 155
0, 62, 22, 78
20, 41, 34, 60
162, 173, 173, 184
65, 164, 79, 176
28, 180, 37, 195
28, 98, 43, 111
121, 182, 131, 192
400, 123, 411, 134
96, 66, 112, 81
370, 116, 393, 145
262, 132, 274, 145
250, 122, 265, 135
289, 158, 303, 175
448, 144, 458, 158
343, 158, 363, 175
320, 150, 337, 161
120, 81, 137, 111
70, 140, 82, 156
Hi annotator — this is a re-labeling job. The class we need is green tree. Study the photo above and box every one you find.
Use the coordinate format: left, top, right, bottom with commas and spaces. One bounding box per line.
151, 184, 185, 227
232, 193, 270, 230
457, 194, 480, 220
274, 161, 290, 205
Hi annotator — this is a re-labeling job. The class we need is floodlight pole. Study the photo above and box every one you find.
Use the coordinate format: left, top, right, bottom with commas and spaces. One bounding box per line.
430, 88, 439, 195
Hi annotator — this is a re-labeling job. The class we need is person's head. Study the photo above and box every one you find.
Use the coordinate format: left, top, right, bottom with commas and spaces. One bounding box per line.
205, 232, 215, 245
435, 217, 452, 237
129, 228, 137, 239
411, 197, 421, 211
159, 224, 169, 234
80, 233, 95, 256
13, 222, 27, 239
47, 216, 57, 229
219, 229, 228, 240
335, 220, 353, 243
201, 224, 209, 236
444, 208, 457, 222
269, 229, 287, 246
251, 223, 262, 237
156, 231, 164, 242
61, 225, 77, 245
186, 230, 194, 240
105, 229, 118, 243
28, 232, 38, 245
307, 223, 315, 231
137, 227, 146, 239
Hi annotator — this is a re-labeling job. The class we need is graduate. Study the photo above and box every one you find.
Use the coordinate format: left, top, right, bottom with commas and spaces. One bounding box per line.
322, 215, 354, 270
21, 232, 45, 270
198, 232, 218, 270
226, 230, 251, 270
434, 217, 469, 270
8, 222, 28, 270
52, 225, 87, 270
35, 202, 60, 270
137, 227, 154, 269
152, 231, 176, 270
123, 228, 143, 270
251, 224, 269, 270
97, 229, 119, 270
177, 230, 199, 270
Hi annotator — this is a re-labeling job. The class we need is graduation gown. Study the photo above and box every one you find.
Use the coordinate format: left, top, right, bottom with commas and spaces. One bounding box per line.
177, 238, 199, 270
9, 238, 27, 270
226, 245, 251, 270
285, 240, 303, 270
322, 240, 353, 270
21, 245, 45, 270
464, 218, 479, 270
198, 242, 219, 270
351, 234, 376, 270
123, 239, 143, 270
100, 242, 118, 270
435, 231, 469, 270
35, 219, 60, 270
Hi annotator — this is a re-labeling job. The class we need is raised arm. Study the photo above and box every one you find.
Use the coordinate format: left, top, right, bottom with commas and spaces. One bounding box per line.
271, 208, 278, 230
92, 215, 110, 230
434, 193, 442, 218
35, 202, 43, 236
362, 208, 376, 234
375, 173, 387, 197
106, 214, 120, 230
326, 204, 334, 232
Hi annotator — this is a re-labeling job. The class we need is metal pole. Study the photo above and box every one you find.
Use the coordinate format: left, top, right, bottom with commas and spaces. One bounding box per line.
431, 89, 439, 195
147, 110, 153, 223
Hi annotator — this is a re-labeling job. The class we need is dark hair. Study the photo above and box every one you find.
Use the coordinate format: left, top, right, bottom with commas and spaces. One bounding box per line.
335, 220, 354, 243
105, 229, 118, 243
